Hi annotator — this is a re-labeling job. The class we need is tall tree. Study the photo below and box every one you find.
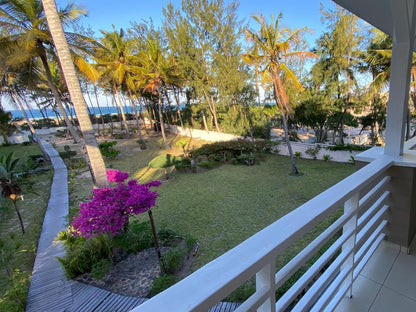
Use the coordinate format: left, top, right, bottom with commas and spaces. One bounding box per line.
137, 38, 183, 149
245, 14, 315, 175
163, 0, 244, 132
94, 28, 132, 133
0, 0, 85, 142
313, 6, 364, 144
41, 0, 108, 188
358, 29, 391, 144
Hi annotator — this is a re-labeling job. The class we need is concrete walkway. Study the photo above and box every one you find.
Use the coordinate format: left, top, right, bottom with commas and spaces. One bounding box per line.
26, 139, 239, 312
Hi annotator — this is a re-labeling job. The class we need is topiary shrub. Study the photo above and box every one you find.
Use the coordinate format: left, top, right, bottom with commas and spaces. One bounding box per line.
59, 145, 77, 160
99, 140, 120, 158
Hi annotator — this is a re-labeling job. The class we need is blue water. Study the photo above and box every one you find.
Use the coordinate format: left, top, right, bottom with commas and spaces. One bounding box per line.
7, 106, 134, 119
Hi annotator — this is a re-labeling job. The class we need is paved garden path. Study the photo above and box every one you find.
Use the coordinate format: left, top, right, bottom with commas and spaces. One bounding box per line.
25, 139, 239, 312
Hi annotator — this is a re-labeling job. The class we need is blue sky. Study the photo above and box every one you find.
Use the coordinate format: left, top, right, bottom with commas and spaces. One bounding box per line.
56, 0, 336, 46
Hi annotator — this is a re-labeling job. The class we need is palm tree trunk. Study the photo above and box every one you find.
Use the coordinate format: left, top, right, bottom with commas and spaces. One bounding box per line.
173, 87, 184, 128
127, 89, 145, 145
114, 87, 129, 133
12, 200, 25, 234
158, 90, 169, 149
85, 89, 99, 134
281, 112, 298, 175
93, 85, 106, 135
38, 48, 81, 143
42, 0, 108, 188
272, 74, 298, 175
11, 92, 37, 141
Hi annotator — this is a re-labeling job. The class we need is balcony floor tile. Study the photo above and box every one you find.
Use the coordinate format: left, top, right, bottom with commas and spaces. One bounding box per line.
334, 240, 416, 311
334, 275, 381, 312
383, 251, 416, 301
369, 287, 416, 312
359, 241, 400, 284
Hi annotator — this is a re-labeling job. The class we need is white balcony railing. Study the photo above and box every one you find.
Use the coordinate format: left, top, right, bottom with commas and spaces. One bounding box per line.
131, 157, 393, 312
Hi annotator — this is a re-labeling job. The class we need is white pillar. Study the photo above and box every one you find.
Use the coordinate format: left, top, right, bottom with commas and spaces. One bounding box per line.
384, 0, 416, 156
256, 263, 276, 312
341, 193, 359, 298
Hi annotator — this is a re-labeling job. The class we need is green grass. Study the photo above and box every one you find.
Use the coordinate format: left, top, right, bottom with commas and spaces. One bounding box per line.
134, 154, 354, 269
65, 132, 355, 299
0, 144, 53, 311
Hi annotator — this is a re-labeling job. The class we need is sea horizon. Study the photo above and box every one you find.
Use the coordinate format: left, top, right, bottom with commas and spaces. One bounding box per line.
6, 106, 135, 120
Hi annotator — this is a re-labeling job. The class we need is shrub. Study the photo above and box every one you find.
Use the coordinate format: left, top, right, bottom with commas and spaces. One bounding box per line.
157, 228, 177, 245
176, 138, 189, 155
91, 259, 112, 280
112, 221, 154, 253
162, 247, 186, 274
189, 139, 274, 159
149, 274, 177, 297
233, 154, 255, 166
294, 152, 301, 158
99, 140, 120, 158
250, 123, 272, 139
197, 161, 213, 169
326, 144, 369, 152
68, 157, 87, 170
175, 158, 192, 171
58, 145, 77, 159
323, 154, 332, 162
305, 146, 320, 160
57, 234, 113, 279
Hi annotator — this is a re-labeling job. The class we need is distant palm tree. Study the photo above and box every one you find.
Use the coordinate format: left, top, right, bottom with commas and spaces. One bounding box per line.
94, 28, 134, 133
137, 38, 183, 149
245, 14, 315, 174
0, 0, 84, 142
41, 0, 108, 188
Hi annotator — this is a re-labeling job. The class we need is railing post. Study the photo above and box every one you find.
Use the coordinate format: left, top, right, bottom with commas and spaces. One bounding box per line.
341, 193, 359, 298
256, 262, 276, 312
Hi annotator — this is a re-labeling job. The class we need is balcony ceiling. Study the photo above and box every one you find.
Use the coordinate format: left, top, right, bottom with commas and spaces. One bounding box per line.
334, 0, 416, 50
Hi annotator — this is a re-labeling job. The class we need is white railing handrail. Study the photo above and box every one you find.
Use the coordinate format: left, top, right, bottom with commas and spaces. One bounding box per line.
131, 157, 393, 312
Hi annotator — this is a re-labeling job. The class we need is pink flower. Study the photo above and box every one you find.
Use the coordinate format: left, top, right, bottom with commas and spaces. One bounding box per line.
106, 169, 129, 183
72, 176, 161, 238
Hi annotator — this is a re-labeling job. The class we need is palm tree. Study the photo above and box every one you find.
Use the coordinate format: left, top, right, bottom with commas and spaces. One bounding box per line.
245, 14, 315, 174
0, 0, 84, 142
75, 57, 107, 136
137, 38, 183, 149
41, 0, 108, 188
94, 28, 133, 133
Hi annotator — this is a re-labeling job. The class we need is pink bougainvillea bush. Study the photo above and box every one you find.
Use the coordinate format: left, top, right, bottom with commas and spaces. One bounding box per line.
106, 169, 129, 183
72, 170, 161, 238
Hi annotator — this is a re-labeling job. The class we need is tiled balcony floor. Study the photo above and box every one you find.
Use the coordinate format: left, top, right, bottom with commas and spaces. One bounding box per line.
335, 240, 416, 312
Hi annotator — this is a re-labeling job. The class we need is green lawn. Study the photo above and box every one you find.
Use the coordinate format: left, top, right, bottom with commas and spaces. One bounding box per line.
0, 144, 53, 311
135, 154, 354, 269
60, 133, 355, 294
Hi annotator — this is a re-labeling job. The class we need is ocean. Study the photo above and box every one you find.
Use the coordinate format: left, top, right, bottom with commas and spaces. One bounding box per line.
6, 106, 134, 119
